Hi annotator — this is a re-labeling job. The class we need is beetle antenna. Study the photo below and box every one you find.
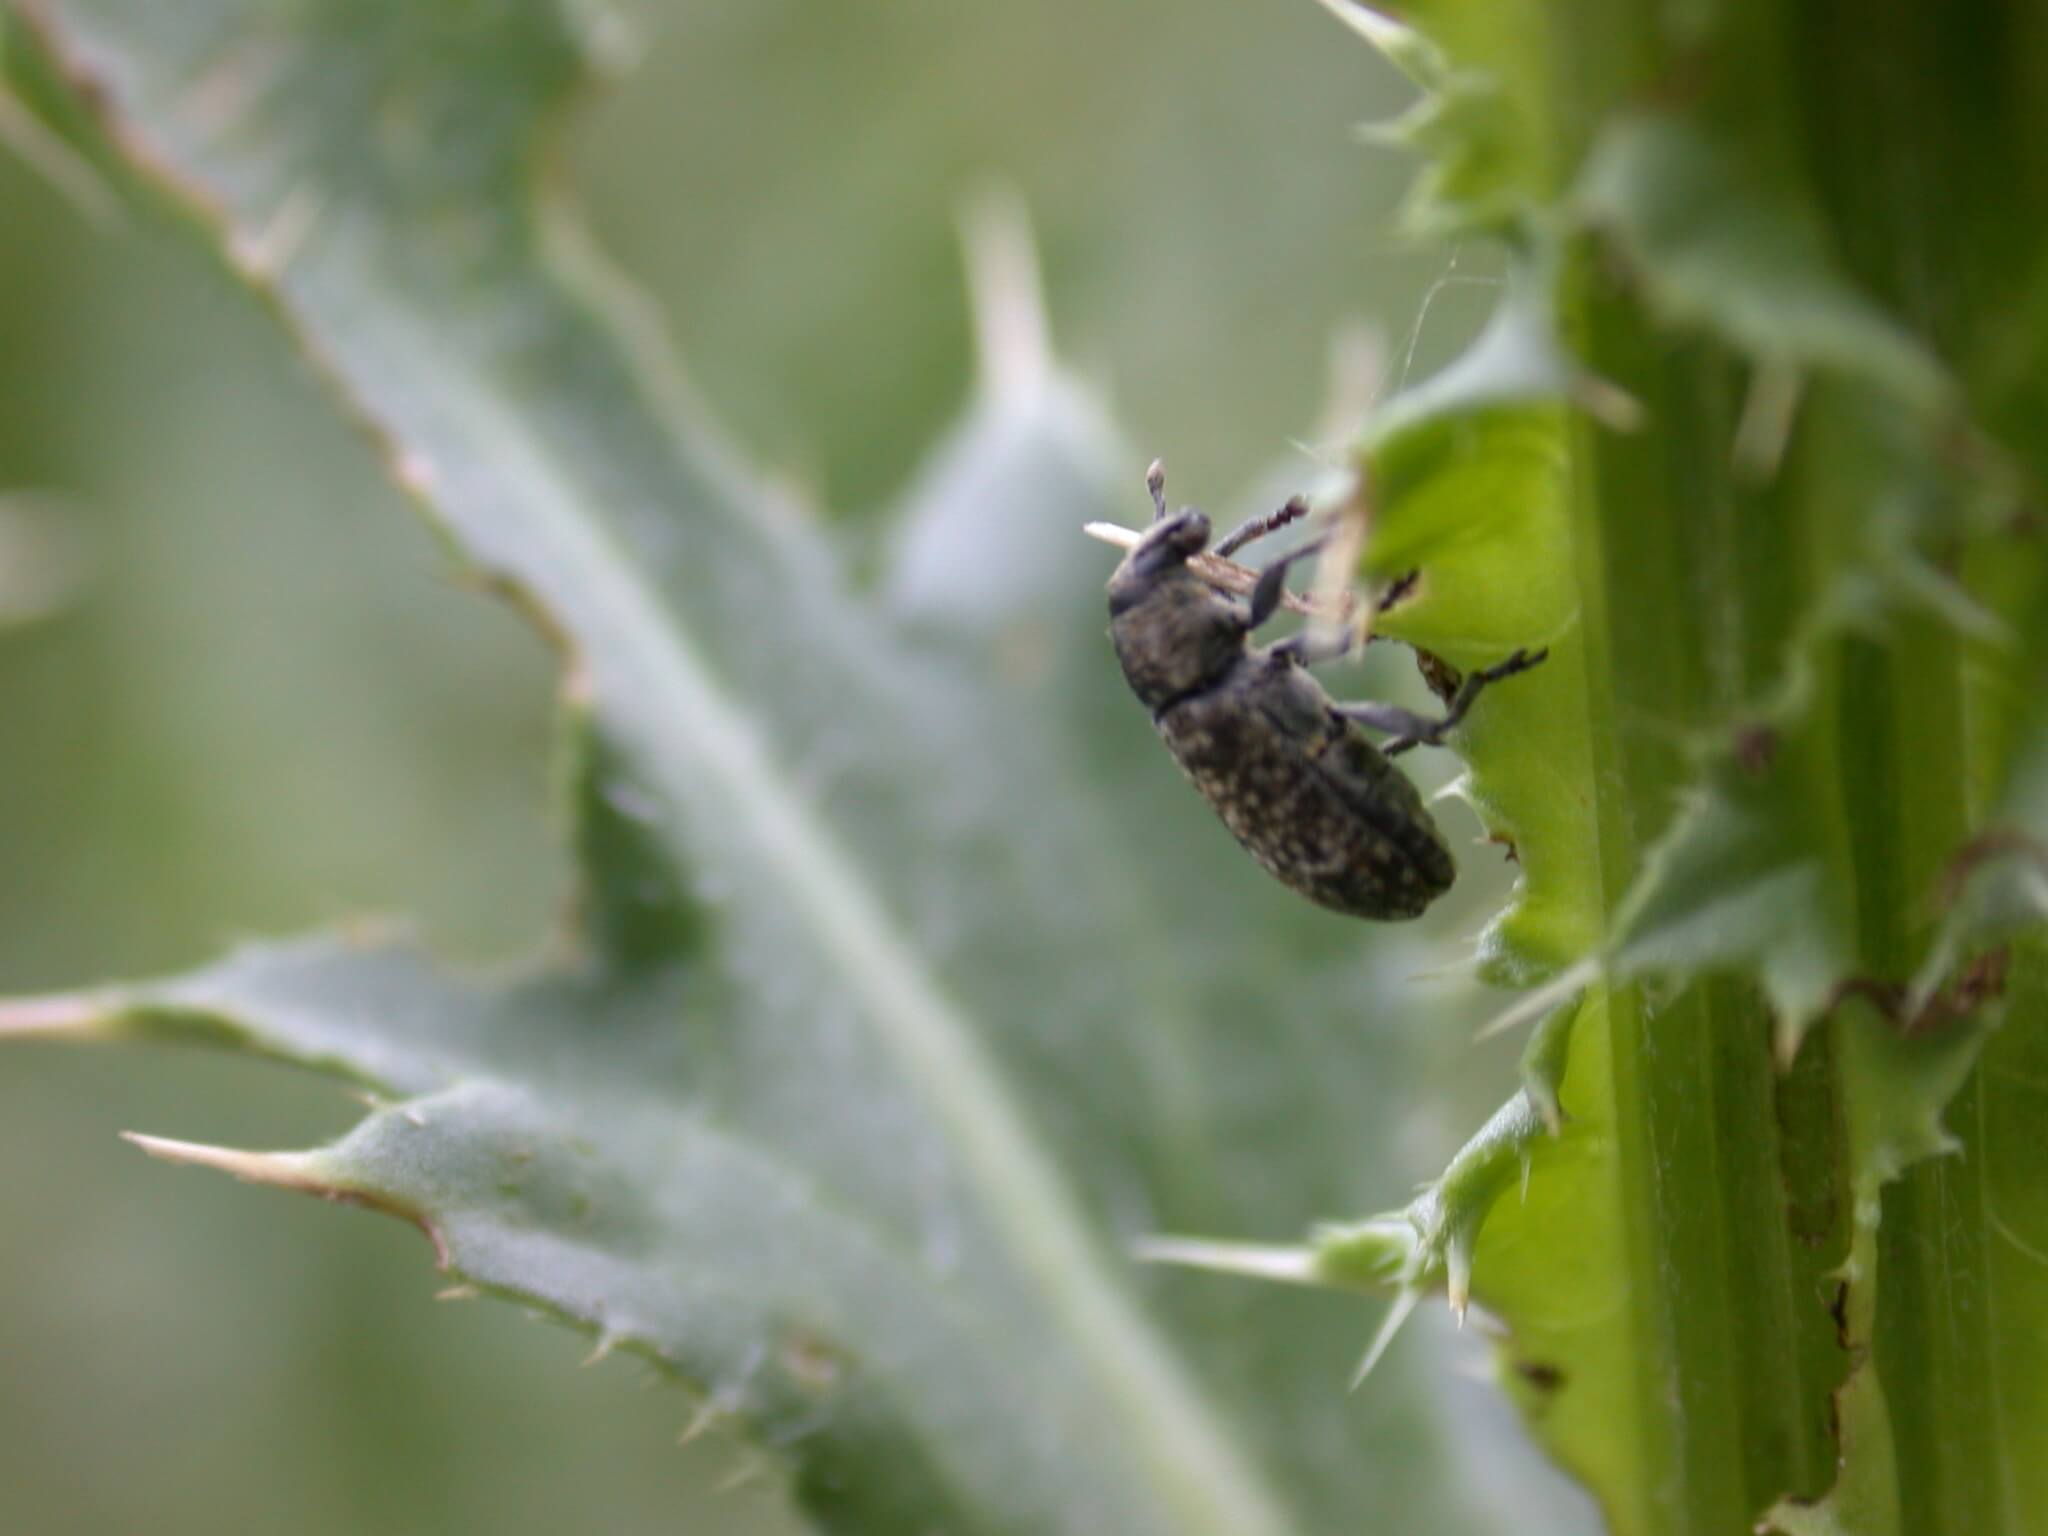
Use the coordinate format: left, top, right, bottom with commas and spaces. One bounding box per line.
1146, 459, 1169, 522
1213, 495, 1311, 559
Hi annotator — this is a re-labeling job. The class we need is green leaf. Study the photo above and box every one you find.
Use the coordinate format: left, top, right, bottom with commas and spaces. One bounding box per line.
0, 9, 119, 224
1575, 112, 1950, 414
1360, 278, 1597, 983
1152, 264, 1647, 1516
1206, 15, 2048, 1535
1316, 0, 1553, 238
0, 3, 1579, 1533
1310, 0, 1448, 90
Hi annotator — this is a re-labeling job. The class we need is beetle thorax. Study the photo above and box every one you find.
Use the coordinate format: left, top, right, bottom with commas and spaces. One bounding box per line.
1108, 565, 1246, 711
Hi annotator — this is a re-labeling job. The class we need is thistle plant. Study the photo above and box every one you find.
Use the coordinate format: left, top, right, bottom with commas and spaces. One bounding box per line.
3, 3, 2044, 1534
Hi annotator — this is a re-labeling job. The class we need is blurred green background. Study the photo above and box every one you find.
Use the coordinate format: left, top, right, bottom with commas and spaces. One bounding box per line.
0, 1, 1565, 1532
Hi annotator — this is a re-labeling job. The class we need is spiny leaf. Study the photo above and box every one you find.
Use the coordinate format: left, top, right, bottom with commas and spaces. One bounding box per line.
1260, 14, 2048, 1536
1153, 243, 1646, 1516
1575, 112, 1951, 413
1357, 277, 1598, 985
0, 10, 119, 224
0, 1, 1560, 1532
1317, 0, 1557, 237
1309, 0, 1448, 92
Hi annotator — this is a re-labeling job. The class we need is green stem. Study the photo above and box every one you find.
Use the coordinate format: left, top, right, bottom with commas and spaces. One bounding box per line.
1566, 314, 1779, 1532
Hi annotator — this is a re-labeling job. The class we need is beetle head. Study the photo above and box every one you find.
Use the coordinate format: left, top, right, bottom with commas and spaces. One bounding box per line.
1107, 510, 1249, 709
1106, 509, 1211, 612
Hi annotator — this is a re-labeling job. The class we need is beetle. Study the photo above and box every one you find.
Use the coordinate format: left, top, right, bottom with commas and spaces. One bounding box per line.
1107, 462, 1545, 920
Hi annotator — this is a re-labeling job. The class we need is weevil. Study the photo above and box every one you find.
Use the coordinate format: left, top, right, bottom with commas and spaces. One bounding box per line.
1107, 462, 1545, 920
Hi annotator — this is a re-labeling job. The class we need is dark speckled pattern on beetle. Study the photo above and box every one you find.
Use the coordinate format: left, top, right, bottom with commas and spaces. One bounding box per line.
1107, 468, 1542, 921
1154, 653, 1454, 917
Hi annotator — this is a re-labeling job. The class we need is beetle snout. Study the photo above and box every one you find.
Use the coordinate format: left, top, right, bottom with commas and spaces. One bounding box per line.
1108, 506, 1216, 616
1145, 509, 1211, 564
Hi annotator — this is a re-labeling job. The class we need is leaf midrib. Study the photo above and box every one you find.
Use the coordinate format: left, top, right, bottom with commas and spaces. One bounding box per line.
26, 10, 1302, 1526
350, 1077, 1200, 1522
276, 228, 1298, 1536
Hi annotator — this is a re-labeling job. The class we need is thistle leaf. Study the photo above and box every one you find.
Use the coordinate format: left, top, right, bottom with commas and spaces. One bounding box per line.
0, 1, 1574, 1531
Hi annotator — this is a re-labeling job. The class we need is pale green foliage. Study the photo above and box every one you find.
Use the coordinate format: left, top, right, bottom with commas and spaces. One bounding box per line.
8, 2, 2048, 1535
1182, 7, 2048, 1536
0, 2, 1569, 1533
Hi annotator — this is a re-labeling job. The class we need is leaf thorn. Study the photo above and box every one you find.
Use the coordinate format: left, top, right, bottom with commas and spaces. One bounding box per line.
713, 1448, 771, 1493
1132, 1235, 1322, 1287
1350, 1288, 1420, 1390
676, 1400, 723, 1448
0, 992, 108, 1039
121, 1131, 449, 1267
1475, 957, 1598, 1043
958, 181, 1051, 403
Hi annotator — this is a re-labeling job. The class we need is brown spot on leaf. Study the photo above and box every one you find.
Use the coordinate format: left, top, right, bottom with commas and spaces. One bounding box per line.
1413, 647, 1462, 706
1907, 946, 2010, 1038
780, 1328, 845, 1397
1937, 825, 2048, 909
1821, 946, 2009, 1038
1733, 722, 1778, 776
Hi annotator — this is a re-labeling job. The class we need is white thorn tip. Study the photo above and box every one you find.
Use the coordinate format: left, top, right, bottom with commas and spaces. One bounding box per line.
958, 182, 1050, 402
1351, 1289, 1420, 1390
713, 1453, 768, 1493
1773, 1013, 1808, 1071
0, 994, 107, 1038
1574, 371, 1647, 433
227, 184, 324, 282
122, 1132, 448, 1265
1133, 1236, 1322, 1286
121, 1132, 321, 1190
1474, 957, 1598, 1043
1428, 771, 1476, 809
0, 89, 124, 228
1447, 1243, 1474, 1322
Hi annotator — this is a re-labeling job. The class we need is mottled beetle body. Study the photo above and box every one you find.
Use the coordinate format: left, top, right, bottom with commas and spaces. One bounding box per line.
1108, 466, 1542, 921
1140, 639, 1457, 919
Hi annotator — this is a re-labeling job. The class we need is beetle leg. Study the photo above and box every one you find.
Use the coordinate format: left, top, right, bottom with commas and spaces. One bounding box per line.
1376, 569, 1421, 613
1267, 566, 1419, 664
1332, 700, 1446, 755
1269, 624, 1356, 667
1214, 494, 1312, 558
1247, 535, 1330, 629
1336, 647, 1550, 754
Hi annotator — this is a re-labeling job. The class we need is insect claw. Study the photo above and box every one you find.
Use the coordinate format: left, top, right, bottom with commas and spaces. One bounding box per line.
1146, 460, 1169, 521
1375, 568, 1421, 614
1476, 646, 1548, 683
